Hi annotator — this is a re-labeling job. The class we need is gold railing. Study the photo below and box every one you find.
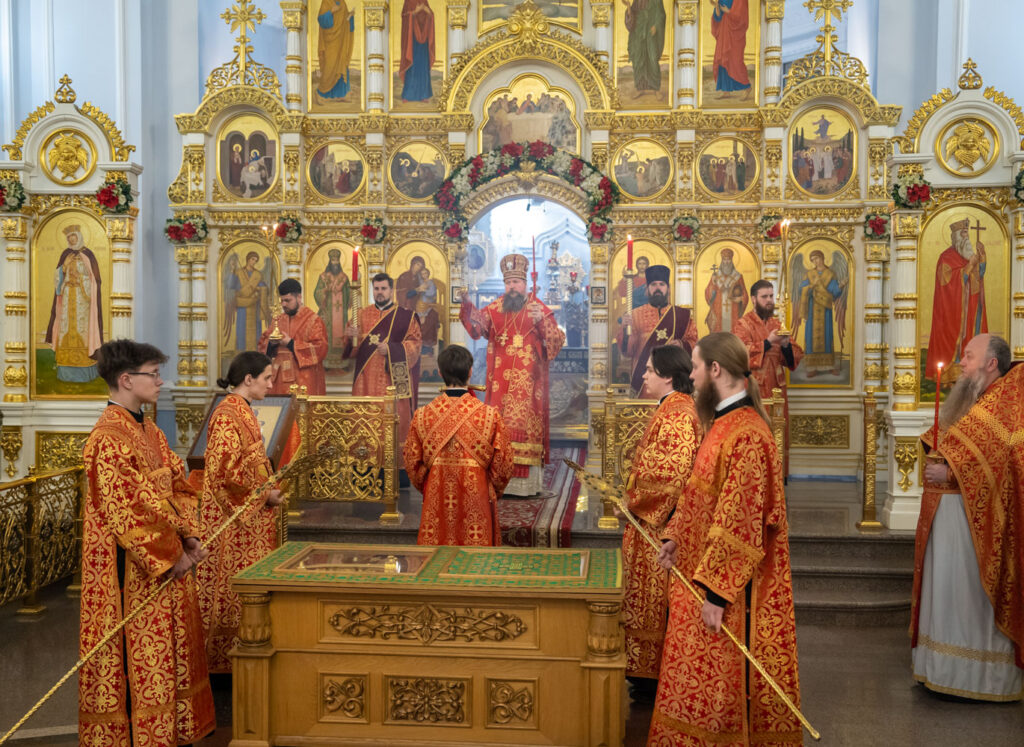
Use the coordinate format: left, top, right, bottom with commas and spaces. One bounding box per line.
294, 386, 401, 525
596, 388, 657, 529
768, 388, 786, 467
0, 466, 84, 613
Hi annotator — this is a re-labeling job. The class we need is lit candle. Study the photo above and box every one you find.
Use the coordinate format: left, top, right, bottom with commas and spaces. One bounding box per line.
627, 234, 634, 271
532, 235, 536, 269
352, 246, 359, 283
933, 362, 943, 450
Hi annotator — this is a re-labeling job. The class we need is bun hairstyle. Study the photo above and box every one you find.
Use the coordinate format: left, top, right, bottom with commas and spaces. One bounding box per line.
218, 351, 272, 390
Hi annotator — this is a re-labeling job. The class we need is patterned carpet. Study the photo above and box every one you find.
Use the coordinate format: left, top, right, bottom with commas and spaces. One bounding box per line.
497, 446, 585, 548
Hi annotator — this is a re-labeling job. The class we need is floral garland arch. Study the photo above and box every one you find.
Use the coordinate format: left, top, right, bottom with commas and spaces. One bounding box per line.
434, 141, 620, 241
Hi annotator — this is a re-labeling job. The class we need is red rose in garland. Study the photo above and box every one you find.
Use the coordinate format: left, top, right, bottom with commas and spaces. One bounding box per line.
677, 224, 694, 240
767, 223, 781, 239
361, 225, 379, 240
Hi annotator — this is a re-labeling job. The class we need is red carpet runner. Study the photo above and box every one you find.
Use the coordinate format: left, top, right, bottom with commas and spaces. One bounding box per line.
497, 446, 584, 548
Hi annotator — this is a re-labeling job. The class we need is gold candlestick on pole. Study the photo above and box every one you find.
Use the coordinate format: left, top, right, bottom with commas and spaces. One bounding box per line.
776, 218, 792, 336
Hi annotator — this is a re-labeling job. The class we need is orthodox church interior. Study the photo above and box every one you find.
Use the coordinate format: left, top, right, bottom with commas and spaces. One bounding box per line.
1, 0, 1023, 744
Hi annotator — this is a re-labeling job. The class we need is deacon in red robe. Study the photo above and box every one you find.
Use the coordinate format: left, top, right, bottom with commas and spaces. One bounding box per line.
619, 264, 698, 398
345, 272, 422, 444
925, 217, 988, 381
198, 352, 284, 673
621, 346, 701, 701
258, 277, 329, 396
460, 253, 566, 496
405, 345, 513, 545
79, 340, 215, 747
913, 334, 1024, 700
652, 332, 801, 746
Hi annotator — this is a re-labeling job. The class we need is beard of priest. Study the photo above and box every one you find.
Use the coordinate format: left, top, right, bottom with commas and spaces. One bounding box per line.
459, 252, 566, 497
913, 333, 1024, 701
258, 278, 329, 396
651, 332, 802, 744
620, 264, 698, 399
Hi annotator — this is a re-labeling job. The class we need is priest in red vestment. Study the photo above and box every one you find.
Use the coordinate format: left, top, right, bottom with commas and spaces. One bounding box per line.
405, 345, 513, 545
345, 272, 422, 443
460, 253, 566, 496
653, 332, 801, 746
80, 340, 215, 746
198, 351, 285, 674
913, 334, 1024, 700
621, 345, 702, 702
734, 280, 803, 475
925, 217, 988, 381
619, 264, 698, 398
258, 278, 329, 395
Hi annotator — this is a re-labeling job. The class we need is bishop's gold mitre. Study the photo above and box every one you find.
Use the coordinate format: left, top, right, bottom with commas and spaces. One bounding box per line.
500, 253, 529, 280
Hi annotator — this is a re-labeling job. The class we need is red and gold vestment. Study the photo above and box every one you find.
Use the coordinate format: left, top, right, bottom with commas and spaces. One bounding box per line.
623, 391, 701, 679
912, 363, 1024, 668
258, 305, 329, 396
197, 393, 278, 673
349, 303, 422, 443
79, 405, 215, 747
405, 391, 514, 545
651, 404, 801, 746
622, 305, 698, 398
460, 296, 565, 476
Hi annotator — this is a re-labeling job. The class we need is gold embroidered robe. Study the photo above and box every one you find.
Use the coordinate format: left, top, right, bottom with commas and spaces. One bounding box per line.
405, 392, 514, 545
650, 405, 801, 746
257, 305, 329, 396
622, 391, 701, 679
198, 393, 278, 673
79, 406, 215, 747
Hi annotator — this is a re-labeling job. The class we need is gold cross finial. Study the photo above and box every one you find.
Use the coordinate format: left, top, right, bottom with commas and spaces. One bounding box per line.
221, 1, 266, 76
803, 0, 853, 67
54, 74, 76, 104
958, 58, 983, 90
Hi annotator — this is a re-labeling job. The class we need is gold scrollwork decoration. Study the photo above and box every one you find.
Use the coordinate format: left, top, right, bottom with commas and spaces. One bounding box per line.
322, 676, 366, 720
983, 86, 1024, 147
387, 676, 467, 724
1, 426, 23, 478
79, 102, 136, 161
895, 89, 956, 153
892, 371, 917, 396
35, 432, 88, 471
3, 101, 56, 161
894, 437, 919, 491
790, 414, 849, 449
328, 603, 526, 644
488, 680, 535, 726
958, 58, 983, 90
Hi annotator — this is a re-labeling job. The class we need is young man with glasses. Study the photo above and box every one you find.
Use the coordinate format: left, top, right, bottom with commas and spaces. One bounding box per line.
79, 340, 215, 746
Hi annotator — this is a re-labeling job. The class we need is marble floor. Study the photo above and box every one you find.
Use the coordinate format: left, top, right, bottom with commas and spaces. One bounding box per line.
1, 584, 1021, 746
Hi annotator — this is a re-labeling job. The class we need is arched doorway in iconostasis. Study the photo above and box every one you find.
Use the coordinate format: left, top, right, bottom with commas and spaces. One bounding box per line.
465, 197, 591, 440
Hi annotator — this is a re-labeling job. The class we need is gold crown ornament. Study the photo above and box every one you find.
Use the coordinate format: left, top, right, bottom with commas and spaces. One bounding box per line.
500, 253, 529, 280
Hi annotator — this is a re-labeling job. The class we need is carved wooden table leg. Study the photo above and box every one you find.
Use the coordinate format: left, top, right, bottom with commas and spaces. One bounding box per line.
230, 592, 273, 747
582, 599, 625, 747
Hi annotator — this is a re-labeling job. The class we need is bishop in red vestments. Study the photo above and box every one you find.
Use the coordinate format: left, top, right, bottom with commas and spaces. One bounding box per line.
621, 346, 702, 700
460, 253, 565, 496
79, 341, 215, 747
620, 264, 698, 398
652, 332, 801, 746
405, 345, 513, 545
346, 273, 422, 443
198, 352, 285, 673
258, 277, 329, 396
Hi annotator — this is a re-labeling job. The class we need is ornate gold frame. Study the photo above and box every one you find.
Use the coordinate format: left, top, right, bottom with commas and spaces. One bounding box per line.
305, 140, 368, 203
694, 135, 761, 202
213, 112, 282, 203
478, 0, 582, 34
934, 116, 1000, 177
786, 104, 859, 200
610, 137, 674, 202
386, 140, 450, 203
476, 72, 581, 154
37, 129, 98, 186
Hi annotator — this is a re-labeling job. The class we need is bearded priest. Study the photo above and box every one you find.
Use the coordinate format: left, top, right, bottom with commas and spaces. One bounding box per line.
619, 264, 698, 398
460, 253, 565, 497
652, 331, 801, 745
913, 333, 1023, 701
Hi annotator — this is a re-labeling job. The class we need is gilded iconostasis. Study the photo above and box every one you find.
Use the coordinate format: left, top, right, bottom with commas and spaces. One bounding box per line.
1, 0, 1023, 531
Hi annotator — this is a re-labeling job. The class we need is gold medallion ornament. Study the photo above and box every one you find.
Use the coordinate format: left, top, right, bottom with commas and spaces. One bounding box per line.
936, 117, 999, 176
40, 129, 97, 185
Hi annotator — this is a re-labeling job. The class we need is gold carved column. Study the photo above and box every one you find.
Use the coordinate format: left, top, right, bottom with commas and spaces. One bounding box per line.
1014, 208, 1024, 361
882, 201, 927, 530
2, 212, 30, 403
862, 240, 890, 392
590, 0, 613, 69
763, 0, 785, 102
188, 240, 210, 388
587, 241, 611, 474
447, 0, 470, 68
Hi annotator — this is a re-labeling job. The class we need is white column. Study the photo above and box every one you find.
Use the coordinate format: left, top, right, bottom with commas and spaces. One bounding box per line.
882, 207, 928, 530
676, 0, 697, 107
282, 243, 303, 281
761, 241, 781, 289
673, 242, 695, 308
281, 1, 305, 112
189, 242, 209, 387
364, 0, 386, 111
590, 1, 613, 72
447, 0, 469, 68
763, 0, 784, 104
862, 240, 889, 392
105, 212, 135, 340
2, 212, 29, 403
